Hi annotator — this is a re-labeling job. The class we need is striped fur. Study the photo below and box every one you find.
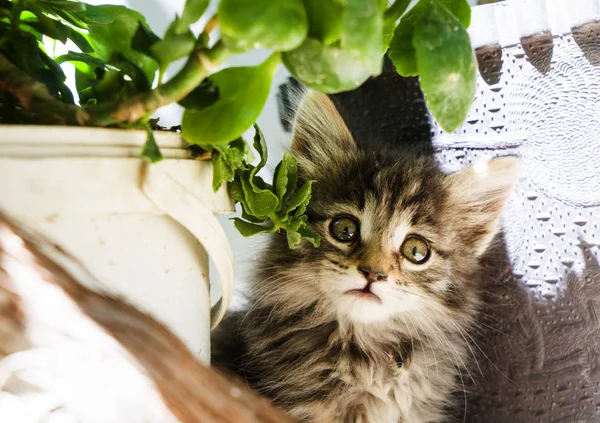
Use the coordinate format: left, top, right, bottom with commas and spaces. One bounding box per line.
212, 92, 519, 423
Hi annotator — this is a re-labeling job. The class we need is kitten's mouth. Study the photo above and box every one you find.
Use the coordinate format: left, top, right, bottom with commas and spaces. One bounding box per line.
346, 286, 381, 303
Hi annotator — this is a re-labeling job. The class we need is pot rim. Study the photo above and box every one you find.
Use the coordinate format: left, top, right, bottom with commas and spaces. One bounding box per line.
0, 124, 199, 160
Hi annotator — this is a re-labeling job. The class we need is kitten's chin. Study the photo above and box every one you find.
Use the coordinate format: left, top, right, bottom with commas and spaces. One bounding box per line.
336, 295, 396, 324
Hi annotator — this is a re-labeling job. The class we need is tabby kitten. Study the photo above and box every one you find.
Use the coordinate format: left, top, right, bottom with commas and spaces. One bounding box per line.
212, 91, 519, 423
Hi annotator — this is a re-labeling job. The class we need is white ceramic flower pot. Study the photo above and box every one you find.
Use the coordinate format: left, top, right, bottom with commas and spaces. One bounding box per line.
0, 125, 234, 364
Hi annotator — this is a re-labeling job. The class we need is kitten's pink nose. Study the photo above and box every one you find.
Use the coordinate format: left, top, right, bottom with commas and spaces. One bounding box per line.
358, 265, 387, 282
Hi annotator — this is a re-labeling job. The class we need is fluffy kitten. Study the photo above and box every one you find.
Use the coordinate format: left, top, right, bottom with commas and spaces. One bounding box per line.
212, 91, 519, 423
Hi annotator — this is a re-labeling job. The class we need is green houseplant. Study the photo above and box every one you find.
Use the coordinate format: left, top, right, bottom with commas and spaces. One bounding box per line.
0, 0, 476, 249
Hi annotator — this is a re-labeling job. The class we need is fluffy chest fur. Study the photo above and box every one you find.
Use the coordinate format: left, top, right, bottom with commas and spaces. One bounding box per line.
332, 335, 466, 423
218, 307, 471, 423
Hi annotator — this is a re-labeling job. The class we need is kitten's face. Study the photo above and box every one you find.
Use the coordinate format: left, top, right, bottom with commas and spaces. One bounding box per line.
310, 170, 456, 324
260, 91, 519, 326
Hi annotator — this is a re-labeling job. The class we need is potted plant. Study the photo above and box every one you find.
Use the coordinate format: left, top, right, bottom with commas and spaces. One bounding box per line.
0, 0, 476, 361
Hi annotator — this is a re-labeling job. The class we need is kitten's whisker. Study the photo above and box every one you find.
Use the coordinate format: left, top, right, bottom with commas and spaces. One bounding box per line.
426, 300, 514, 386
425, 300, 507, 385
414, 296, 484, 379
457, 359, 468, 423
406, 312, 438, 377
466, 318, 509, 336
414, 310, 471, 418
400, 313, 432, 389
398, 289, 485, 380
452, 324, 515, 385
412, 309, 474, 385
408, 309, 470, 423
414, 313, 471, 418
445, 321, 482, 378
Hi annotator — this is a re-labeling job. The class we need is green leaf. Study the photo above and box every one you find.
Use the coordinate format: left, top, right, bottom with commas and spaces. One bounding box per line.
224, 138, 249, 170
225, 128, 280, 219
228, 179, 245, 204
52, 9, 87, 29
131, 23, 160, 57
150, 18, 196, 72
342, 0, 384, 74
298, 225, 320, 247
240, 175, 279, 218
384, 0, 411, 22
2, 26, 46, 75
283, 216, 318, 248
286, 228, 302, 249
85, 5, 158, 84
286, 214, 307, 231
232, 218, 275, 237
177, 0, 209, 33
67, 27, 94, 53
58, 81, 75, 103
18, 12, 44, 41
219, 0, 308, 52
389, 0, 471, 77
211, 138, 249, 192
39, 0, 86, 13
252, 124, 268, 171
382, 0, 411, 49
55, 51, 106, 68
388, 19, 417, 76
287, 180, 314, 217
142, 126, 163, 163
241, 209, 268, 223
388, 0, 431, 77
73, 54, 150, 106
413, 0, 475, 132
438, 0, 471, 27
26, 6, 70, 42
37, 68, 67, 99
282, 38, 372, 93
74, 4, 114, 24
112, 53, 152, 92
182, 53, 280, 146
39, 48, 66, 81
73, 67, 97, 105
302, 0, 344, 45
382, 18, 396, 51
212, 151, 234, 192
274, 153, 298, 206
178, 78, 219, 110
220, 124, 318, 249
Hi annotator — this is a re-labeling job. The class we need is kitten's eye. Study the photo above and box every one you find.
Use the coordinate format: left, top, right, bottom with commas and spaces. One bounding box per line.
330, 215, 359, 243
400, 235, 431, 264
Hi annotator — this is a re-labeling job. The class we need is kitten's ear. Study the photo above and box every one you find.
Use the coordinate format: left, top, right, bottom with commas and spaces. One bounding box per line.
446, 157, 520, 257
290, 91, 356, 161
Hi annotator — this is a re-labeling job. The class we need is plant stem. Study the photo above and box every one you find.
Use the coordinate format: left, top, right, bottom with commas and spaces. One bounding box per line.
88, 39, 230, 126
203, 15, 219, 36
0, 52, 89, 125
0, 15, 230, 128
384, 0, 411, 23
